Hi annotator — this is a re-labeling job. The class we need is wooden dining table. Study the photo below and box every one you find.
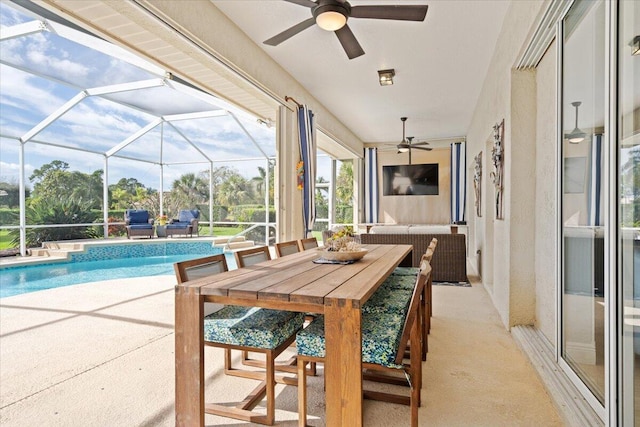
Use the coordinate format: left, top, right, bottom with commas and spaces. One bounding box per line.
174, 243, 413, 426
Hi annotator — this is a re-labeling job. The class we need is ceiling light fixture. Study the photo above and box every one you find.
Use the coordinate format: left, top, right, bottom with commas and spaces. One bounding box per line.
566, 101, 586, 144
378, 69, 395, 86
313, 3, 348, 32
631, 35, 640, 56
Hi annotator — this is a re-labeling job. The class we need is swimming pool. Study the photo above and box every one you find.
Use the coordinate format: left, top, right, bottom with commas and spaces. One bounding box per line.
0, 241, 235, 298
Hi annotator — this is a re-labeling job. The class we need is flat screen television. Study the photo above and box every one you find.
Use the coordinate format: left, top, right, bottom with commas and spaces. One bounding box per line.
382, 163, 439, 196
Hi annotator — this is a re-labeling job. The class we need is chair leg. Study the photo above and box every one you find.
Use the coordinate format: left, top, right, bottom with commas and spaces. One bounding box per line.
265, 351, 275, 426
422, 286, 429, 360
410, 318, 422, 405
298, 359, 308, 427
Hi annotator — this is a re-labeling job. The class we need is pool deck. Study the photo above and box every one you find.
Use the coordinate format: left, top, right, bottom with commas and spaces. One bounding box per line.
0, 270, 564, 426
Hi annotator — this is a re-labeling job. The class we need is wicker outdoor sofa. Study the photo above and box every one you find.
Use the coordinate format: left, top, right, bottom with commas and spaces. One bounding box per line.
359, 225, 468, 283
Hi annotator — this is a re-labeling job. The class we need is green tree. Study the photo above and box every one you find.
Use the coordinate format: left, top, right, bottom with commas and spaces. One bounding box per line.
217, 174, 253, 206
251, 162, 275, 205
29, 160, 103, 209
0, 180, 29, 208
335, 161, 354, 206
171, 172, 208, 205
335, 161, 354, 223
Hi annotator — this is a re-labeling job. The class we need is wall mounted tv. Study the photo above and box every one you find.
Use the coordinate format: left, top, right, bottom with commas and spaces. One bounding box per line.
382, 163, 439, 196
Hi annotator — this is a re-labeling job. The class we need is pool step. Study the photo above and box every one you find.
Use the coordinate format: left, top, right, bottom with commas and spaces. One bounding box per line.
28, 247, 80, 259
211, 236, 259, 250
35, 242, 88, 259
226, 240, 256, 250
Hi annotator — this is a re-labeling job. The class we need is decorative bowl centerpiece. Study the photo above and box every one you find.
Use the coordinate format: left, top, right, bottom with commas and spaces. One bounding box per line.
318, 226, 366, 262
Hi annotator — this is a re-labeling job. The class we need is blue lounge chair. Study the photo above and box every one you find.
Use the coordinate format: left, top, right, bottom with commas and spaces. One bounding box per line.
124, 209, 154, 239
165, 209, 199, 237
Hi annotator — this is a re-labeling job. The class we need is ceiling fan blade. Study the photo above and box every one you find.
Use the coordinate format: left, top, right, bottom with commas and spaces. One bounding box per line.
264, 18, 316, 46
351, 5, 428, 21
283, 0, 317, 7
411, 141, 430, 146
412, 146, 433, 151
335, 24, 364, 59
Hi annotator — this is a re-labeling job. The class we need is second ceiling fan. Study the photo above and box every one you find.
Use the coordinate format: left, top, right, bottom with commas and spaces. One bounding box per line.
263, 0, 428, 59
397, 116, 431, 156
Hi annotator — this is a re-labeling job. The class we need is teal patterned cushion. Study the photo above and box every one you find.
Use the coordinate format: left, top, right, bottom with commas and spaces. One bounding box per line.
392, 266, 420, 277
380, 275, 417, 291
296, 314, 405, 369
204, 306, 304, 349
362, 286, 412, 316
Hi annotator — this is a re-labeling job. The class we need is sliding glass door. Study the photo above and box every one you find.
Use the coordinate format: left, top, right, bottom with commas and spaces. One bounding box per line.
618, 1, 639, 423
560, 0, 606, 411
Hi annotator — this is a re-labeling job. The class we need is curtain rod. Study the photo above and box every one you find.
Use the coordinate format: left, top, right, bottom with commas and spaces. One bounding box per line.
285, 96, 302, 108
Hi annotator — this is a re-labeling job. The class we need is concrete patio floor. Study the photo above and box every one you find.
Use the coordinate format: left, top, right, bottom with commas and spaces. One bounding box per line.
0, 271, 564, 426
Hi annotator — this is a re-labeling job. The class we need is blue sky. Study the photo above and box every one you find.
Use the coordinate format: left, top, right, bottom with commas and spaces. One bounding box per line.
0, 2, 319, 191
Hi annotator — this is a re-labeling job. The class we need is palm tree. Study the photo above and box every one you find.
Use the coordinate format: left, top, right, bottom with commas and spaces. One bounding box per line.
171, 172, 208, 206
217, 174, 253, 206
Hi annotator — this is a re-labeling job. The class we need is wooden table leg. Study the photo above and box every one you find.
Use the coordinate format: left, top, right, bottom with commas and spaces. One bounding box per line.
324, 298, 363, 426
175, 286, 204, 426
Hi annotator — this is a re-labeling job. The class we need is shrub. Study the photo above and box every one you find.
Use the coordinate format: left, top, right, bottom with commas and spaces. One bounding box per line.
10, 198, 100, 248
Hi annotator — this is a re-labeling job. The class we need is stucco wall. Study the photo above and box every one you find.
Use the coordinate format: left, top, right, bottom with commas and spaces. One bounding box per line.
466, 0, 548, 328
535, 41, 558, 344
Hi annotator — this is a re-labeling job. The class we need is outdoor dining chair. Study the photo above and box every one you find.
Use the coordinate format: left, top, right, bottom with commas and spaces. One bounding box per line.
174, 253, 304, 425
297, 237, 318, 251
275, 240, 300, 257
296, 260, 431, 427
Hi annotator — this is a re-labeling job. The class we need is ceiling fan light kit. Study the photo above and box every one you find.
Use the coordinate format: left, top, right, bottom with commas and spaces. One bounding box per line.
313, 2, 349, 31
264, 0, 428, 59
378, 69, 395, 86
394, 117, 431, 162
567, 101, 586, 144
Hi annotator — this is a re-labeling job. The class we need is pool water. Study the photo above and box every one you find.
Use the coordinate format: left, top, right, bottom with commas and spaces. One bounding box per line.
0, 242, 235, 298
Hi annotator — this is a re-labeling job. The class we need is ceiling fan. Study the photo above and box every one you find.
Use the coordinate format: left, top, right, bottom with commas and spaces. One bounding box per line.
397, 116, 431, 155
263, 0, 429, 59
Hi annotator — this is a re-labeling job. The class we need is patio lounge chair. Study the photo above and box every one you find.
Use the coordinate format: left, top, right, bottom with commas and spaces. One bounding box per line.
124, 209, 154, 239
165, 209, 199, 238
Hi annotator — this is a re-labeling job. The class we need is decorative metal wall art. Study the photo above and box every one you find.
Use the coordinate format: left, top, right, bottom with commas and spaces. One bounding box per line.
490, 120, 505, 220
473, 151, 482, 217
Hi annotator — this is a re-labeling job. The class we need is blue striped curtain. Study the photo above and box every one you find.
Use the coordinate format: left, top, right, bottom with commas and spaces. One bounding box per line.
588, 134, 603, 226
364, 147, 379, 223
450, 142, 466, 223
297, 105, 316, 237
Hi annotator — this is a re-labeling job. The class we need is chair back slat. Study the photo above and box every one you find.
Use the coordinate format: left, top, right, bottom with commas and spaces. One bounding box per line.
422, 247, 434, 263
234, 246, 271, 268
174, 254, 228, 284
298, 237, 319, 251
394, 260, 431, 365
275, 240, 300, 257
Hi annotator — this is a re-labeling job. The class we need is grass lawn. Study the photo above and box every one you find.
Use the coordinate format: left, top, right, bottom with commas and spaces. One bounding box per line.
0, 229, 14, 250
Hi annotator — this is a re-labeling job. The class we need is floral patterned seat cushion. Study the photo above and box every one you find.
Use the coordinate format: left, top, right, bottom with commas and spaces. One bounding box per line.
380, 275, 417, 291
362, 286, 412, 316
204, 306, 304, 349
392, 266, 420, 277
296, 314, 405, 369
